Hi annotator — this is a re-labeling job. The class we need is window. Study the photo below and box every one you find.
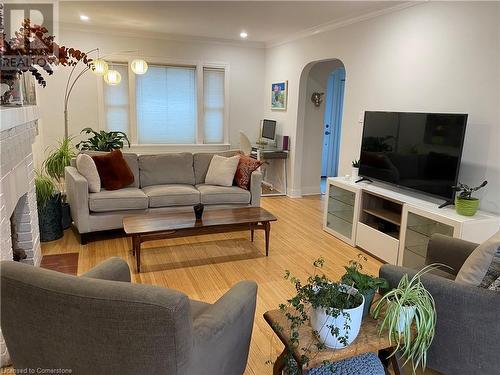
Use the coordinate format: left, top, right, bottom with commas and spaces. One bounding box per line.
203, 68, 225, 144
136, 65, 197, 144
103, 64, 129, 133
101, 62, 227, 145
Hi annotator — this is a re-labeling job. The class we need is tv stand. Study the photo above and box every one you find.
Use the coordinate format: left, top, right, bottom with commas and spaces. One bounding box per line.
438, 200, 454, 209
355, 177, 372, 184
323, 177, 499, 267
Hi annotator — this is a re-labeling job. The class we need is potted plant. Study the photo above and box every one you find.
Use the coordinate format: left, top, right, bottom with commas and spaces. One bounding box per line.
280, 258, 364, 361
452, 181, 488, 216
372, 264, 447, 374
43, 137, 76, 229
35, 172, 63, 242
341, 254, 388, 318
76, 128, 131, 151
351, 159, 360, 180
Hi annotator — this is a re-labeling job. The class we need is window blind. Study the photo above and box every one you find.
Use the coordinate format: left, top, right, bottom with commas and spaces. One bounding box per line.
203, 68, 225, 144
136, 65, 197, 144
103, 64, 129, 133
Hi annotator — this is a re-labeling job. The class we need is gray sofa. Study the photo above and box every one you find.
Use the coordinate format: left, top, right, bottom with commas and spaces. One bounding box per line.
1, 258, 258, 375
65, 151, 262, 242
380, 234, 499, 375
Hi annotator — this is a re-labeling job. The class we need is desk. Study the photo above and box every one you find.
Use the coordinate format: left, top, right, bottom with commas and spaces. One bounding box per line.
251, 146, 288, 196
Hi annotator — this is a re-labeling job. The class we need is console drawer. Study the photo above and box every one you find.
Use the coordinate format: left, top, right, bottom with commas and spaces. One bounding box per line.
356, 222, 399, 264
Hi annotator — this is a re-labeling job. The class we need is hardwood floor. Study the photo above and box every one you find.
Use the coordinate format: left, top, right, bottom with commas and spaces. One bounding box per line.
41, 195, 383, 375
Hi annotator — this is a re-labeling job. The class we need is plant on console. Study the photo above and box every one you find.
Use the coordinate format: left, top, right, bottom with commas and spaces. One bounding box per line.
452, 180, 487, 216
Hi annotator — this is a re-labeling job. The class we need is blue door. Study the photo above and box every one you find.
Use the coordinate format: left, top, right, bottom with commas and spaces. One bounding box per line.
321, 67, 346, 177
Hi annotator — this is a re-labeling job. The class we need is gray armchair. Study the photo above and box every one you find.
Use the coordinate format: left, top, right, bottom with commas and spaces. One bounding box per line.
380, 234, 499, 375
1, 258, 257, 375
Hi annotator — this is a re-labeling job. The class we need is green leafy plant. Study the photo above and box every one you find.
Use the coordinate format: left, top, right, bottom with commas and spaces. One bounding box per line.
76, 128, 131, 151
43, 137, 76, 197
452, 181, 488, 200
277, 258, 363, 372
372, 264, 448, 374
351, 160, 360, 168
35, 171, 57, 209
341, 254, 388, 293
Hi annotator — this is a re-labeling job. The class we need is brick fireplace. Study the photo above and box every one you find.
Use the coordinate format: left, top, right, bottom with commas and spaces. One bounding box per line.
0, 106, 41, 366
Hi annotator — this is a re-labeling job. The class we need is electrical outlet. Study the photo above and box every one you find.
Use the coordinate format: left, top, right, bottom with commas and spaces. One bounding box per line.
358, 111, 364, 124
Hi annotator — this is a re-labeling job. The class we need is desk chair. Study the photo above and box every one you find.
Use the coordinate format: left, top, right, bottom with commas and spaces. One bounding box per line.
239, 131, 252, 156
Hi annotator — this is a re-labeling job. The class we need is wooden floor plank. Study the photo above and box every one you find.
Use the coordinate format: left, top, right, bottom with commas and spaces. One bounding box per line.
41, 195, 383, 374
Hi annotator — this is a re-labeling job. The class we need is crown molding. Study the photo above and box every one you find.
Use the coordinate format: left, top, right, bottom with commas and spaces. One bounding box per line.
265, 2, 420, 48
58, 22, 266, 49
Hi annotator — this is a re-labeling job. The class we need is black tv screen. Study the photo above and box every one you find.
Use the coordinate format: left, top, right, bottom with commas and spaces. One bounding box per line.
359, 111, 467, 200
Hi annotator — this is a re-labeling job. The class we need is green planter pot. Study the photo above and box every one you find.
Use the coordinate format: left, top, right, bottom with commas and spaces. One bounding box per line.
361, 288, 376, 318
455, 197, 479, 216
38, 193, 64, 242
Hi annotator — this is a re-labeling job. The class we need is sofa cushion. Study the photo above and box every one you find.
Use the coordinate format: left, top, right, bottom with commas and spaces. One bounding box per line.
142, 184, 200, 208
92, 150, 135, 190
205, 155, 240, 187
89, 188, 148, 212
82, 150, 139, 188
193, 150, 241, 185
196, 184, 251, 205
139, 153, 195, 187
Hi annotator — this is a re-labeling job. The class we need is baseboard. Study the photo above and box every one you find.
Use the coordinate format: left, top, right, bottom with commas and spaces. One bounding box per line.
286, 188, 302, 198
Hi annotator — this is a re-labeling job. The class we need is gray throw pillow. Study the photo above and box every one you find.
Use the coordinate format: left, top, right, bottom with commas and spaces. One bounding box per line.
455, 231, 500, 286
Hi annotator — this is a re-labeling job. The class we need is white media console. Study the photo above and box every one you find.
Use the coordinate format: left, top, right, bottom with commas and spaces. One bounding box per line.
323, 177, 500, 267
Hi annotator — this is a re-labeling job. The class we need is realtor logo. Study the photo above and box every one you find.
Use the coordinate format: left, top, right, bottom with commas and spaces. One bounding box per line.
3, 1, 57, 39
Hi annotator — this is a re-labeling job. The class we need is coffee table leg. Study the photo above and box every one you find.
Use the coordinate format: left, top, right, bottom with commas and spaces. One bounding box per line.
273, 349, 287, 375
251, 223, 255, 242
133, 235, 141, 273
264, 221, 270, 256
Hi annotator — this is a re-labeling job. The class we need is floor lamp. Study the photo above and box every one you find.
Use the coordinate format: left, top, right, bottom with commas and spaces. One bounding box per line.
63, 48, 148, 138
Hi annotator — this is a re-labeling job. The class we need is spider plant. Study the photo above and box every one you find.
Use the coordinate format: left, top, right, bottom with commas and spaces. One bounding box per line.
43, 137, 76, 199
372, 264, 449, 374
35, 171, 57, 209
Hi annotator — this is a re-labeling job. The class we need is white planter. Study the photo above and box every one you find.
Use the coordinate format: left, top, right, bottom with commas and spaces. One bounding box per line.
396, 305, 416, 333
310, 294, 365, 349
351, 167, 359, 180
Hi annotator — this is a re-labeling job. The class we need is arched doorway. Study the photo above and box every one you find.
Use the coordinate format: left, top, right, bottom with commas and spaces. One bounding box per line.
295, 59, 346, 195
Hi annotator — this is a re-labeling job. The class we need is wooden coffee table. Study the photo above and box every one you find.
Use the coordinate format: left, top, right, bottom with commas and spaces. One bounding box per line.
264, 308, 402, 374
123, 207, 277, 272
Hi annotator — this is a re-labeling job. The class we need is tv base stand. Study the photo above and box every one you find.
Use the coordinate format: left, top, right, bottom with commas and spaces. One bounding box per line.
438, 200, 454, 209
355, 177, 372, 184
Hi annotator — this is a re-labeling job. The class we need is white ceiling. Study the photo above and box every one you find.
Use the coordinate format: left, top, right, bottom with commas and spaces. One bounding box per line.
60, 1, 407, 46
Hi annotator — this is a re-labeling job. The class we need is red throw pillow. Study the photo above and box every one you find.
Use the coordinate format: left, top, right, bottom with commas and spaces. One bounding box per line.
234, 155, 263, 190
92, 149, 134, 190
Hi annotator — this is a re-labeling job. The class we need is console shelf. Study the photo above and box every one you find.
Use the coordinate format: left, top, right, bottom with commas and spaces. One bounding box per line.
323, 177, 500, 265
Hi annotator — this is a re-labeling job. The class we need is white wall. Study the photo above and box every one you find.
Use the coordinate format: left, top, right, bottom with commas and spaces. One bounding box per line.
263, 1, 500, 213
35, 27, 265, 164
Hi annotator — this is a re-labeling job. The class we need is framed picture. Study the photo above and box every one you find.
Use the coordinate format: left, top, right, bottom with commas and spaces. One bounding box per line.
271, 81, 287, 110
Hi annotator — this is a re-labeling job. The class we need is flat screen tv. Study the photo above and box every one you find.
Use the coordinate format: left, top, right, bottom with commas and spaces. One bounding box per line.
359, 111, 468, 201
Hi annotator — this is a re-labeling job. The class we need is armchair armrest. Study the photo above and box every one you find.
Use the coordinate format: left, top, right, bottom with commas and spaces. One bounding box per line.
189, 281, 258, 375
250, 170, 262, 207
426, 234, 478, 276
380, 265, 499, 375
65, 166, 91, 233
81, 257, 131, 282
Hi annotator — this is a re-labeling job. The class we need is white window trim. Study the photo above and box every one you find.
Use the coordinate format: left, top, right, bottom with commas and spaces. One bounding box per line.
99, 56, 230, 148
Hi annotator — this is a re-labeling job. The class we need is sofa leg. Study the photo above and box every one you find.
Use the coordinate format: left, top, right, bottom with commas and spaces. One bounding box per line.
80, 233, 89, 245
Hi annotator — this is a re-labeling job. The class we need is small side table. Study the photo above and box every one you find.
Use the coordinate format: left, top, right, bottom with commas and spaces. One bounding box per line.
264, 309, 402, 375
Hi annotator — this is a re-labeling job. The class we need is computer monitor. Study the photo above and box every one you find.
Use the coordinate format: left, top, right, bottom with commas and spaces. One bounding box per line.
261, 119, 276, 141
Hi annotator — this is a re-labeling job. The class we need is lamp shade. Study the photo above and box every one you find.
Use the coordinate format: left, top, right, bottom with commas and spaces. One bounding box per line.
131, 59, 148, 74
104, 70, 121, 85
90, 59, 108, 76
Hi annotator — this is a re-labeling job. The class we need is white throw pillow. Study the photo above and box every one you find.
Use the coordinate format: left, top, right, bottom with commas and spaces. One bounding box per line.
455, 231, 500, 286
76, 153, 101, 193
205, 155, 240, 187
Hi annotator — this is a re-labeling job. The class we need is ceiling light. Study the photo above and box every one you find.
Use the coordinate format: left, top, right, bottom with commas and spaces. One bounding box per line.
240, 31, 248, 39
104, 69, 121, 86
90, 59, 108, 77
80, 15, 89, 21
131, 59, 148, 75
